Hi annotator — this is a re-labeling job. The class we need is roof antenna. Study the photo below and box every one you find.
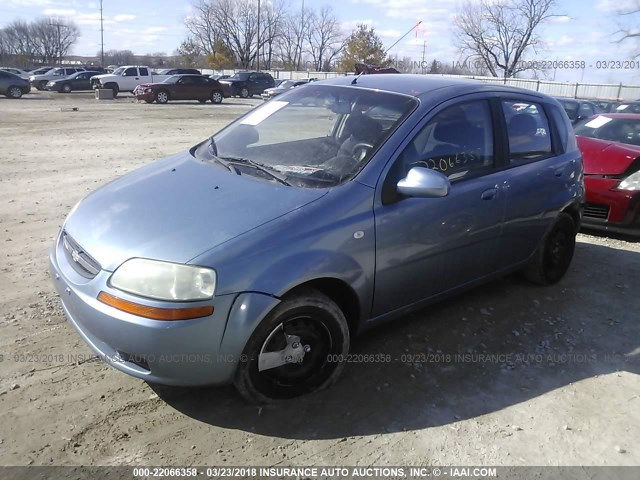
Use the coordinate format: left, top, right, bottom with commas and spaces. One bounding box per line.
351, 71, 364, 85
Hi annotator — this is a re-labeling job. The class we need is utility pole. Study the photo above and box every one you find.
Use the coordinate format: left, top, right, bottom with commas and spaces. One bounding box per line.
100, 0, 105, 67
257, 0, 261, 70
49, 20, 66, 65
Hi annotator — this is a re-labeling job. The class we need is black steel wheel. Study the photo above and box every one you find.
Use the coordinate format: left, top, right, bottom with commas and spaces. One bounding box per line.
523, 213, 576, 285
234, 289, 350, 403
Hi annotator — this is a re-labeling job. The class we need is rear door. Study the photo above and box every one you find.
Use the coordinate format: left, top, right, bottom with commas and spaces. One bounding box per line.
497, 98, 581, 267
372, 96, 509, 316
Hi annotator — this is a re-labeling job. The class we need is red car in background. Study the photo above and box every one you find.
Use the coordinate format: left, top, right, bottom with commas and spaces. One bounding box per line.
575, 113, 640, 235
133, 74, 231, 104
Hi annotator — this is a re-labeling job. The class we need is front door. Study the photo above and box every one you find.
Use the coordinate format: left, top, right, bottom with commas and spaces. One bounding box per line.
373, 98, 507, 316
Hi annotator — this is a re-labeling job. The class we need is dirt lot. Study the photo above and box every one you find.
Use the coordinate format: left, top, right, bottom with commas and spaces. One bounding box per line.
0, 91, 639, 468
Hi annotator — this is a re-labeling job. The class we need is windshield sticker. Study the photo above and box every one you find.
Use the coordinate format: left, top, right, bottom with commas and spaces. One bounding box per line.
584, 116, 612, 128
272, 165, 322, 175
240, 101, 288, 126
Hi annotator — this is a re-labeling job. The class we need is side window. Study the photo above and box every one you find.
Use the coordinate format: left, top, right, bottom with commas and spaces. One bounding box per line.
123, 67, 137, 76
579, 103, 593, 118
139, 68, 149, 76
248, 74, 257, 82
549, 105, 570, 152
399, 100, 495, 181
502, 100, 552, 163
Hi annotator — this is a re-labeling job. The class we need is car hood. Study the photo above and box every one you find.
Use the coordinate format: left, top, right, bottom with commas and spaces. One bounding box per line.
63, 151, 327, 271
134, 83, 160, 89
92, 74, 115, 81
577, 136, 640, 175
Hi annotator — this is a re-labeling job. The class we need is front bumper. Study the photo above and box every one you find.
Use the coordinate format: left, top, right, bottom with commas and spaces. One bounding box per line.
583, 176, 640, 235
133, 89, 155, 102
48, 230, 262, 386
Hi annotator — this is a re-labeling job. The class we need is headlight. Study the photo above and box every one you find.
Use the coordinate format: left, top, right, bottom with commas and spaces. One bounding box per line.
618, 170, 640, 191
109, 258, 216, 301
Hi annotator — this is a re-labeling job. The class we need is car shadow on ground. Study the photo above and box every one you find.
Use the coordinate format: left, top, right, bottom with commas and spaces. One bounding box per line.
152, 241, 639, 440
581, 227, 639, 243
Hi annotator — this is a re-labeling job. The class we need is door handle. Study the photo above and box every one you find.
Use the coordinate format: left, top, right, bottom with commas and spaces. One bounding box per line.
554, 167, 564, 177
481, 188, 498, 200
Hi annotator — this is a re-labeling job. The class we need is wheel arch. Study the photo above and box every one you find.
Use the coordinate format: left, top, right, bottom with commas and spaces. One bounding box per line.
282, 278, 362, 336
561, 201, 582, 234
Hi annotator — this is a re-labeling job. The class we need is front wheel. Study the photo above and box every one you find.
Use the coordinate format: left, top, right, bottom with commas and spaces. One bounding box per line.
523, 213, 576, 285
6, 86, 23, 99
61, 83, 72, 93
239, 87, 249, 98
210, 90, 223, 104
234, 289, 350, 404
155, 90, 169, 104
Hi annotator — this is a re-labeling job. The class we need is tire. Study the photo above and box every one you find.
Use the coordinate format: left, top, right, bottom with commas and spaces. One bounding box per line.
61, 83, 72, 93
6, 86, 23, 99
239, 87, 249, 98
155, 90, 169, 104
523, 213, 576, 285
210, 90, 223, 104
234, 288, 350, 404
38, 81, 47, 90
104, 83, 118, 98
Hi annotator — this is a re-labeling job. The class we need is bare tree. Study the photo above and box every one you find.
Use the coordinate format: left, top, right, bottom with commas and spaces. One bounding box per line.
257, 0, 286, 70
454, 0, 556, 78
277, 7, 311, 70
306, 6, 344, 71
102, 49, 135, 66
616, 1, 640, 57
177, 38, 203, 66
185, 0, 219, 55
1, 20, 37, 65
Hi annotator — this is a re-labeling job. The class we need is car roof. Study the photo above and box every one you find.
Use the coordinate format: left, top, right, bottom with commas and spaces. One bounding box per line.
588, 113, 640, 120
319, 74, 548, 100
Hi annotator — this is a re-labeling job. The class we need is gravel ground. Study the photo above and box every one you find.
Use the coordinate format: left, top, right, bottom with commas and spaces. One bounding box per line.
0, 91, 638, 468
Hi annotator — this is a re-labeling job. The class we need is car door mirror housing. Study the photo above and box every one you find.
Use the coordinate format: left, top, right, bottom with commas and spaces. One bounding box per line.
397, 167, 450, 198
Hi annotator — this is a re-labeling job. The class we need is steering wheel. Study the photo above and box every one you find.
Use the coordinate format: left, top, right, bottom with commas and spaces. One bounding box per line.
351, 142, 374, 163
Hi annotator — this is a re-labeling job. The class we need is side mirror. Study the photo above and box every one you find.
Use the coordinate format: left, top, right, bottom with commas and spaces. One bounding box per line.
397, 167, 450, 198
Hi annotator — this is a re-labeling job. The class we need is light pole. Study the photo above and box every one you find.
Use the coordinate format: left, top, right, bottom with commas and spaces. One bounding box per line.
100, 0, 104, 67
257, 0, 261, 71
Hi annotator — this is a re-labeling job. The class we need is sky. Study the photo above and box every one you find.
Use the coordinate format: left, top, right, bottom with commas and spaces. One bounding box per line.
1, 0, 640, 84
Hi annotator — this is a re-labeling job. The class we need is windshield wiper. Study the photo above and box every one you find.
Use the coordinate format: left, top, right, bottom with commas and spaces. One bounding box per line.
218, 156, 291, 186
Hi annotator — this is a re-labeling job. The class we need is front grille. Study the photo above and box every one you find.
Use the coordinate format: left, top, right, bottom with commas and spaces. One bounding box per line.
584, 203, 610, 220
61, 231, 101, 278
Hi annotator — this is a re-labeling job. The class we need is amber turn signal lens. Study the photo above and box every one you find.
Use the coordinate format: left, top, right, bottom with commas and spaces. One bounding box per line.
97, 291, 213, 321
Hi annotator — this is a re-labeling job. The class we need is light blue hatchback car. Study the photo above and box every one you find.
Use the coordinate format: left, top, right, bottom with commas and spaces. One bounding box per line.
50, 75, 584, 403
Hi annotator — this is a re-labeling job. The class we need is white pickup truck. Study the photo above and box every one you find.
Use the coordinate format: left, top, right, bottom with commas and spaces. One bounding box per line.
91, 66, 171, 97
